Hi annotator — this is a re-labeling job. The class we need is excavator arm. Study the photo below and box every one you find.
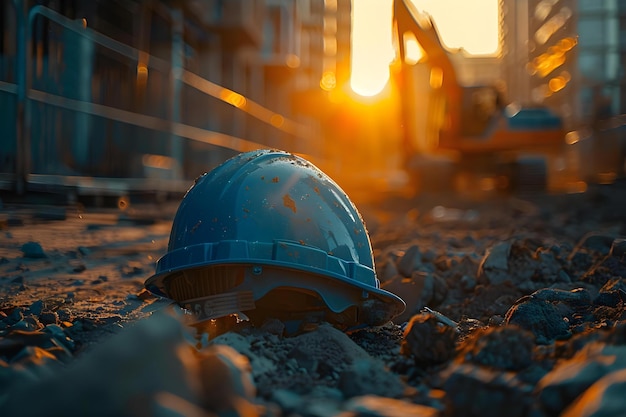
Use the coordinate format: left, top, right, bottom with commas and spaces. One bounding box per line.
392, 0, 564, 156
393, 0, 462, 145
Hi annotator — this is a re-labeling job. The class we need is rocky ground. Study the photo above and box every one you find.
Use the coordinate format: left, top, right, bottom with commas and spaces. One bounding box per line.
0, 179, 625, 417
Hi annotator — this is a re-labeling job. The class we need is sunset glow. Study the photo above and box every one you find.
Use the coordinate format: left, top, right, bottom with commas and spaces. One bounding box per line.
350, 0, 500, 97
350, 0, 394, 97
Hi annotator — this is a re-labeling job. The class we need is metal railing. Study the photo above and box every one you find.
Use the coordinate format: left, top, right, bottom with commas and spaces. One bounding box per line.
2, 1, 314, 196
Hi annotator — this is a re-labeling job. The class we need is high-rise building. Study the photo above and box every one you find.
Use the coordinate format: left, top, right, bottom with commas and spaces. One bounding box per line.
502, 0, 579, 128
577, 0, 623, 121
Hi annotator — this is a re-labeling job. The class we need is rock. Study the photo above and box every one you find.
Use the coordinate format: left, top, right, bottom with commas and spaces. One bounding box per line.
460, 274, 476, 292
477, 241, 511, 285
196, 344, 257, 415
271, 389, 304, 413
56, 309, 73, 323
12, 316, 42, 331
441, 363, 532, 417
121, 262, 144, 276
289, 324, 372, 372
381, 271, 447, 324
338, 358, 406, 398
342, 395, 439, 417
479, 240, 567, 288
581, 255, 626, 287
0, 329, 56, 362
536, 343, 626, 416
397, 245, 423, 277
378, 254, 399, 283
381, 275, 427, 324
27, 300, 44, 316
77, 246, 92, 256
260, 318, 285, 336
579, 233, 616, 255
535, 250, 570, 284
6, 308, 24, 325
401, 312, 457, 365
0, 312, 227, 417
456, 317, 485, 341
270, 386, 344, 417
594, 291, 622, 308
531, 287, 592, 305
561, 368, 626, 417
20, 241, 46, 258
504, 289, 586, 344
569, 251, 595, 278
209, 330, 277, 382
210, 332, 254, 357
10, 345, 59, 368
457, 325, 535, 371
609, 238, 626, 258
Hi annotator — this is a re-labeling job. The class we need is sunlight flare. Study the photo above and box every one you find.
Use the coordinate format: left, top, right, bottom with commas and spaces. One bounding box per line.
350, 0, 500, 97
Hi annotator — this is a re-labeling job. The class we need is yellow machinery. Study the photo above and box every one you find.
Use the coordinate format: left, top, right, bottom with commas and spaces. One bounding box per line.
392, 0, 567, 192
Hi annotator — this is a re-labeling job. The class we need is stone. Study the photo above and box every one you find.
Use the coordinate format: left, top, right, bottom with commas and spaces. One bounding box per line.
196, 344, 257, 415
441, 363, 532, 417
27, 300, 44, 316
78, 246, 92, 256
460, 274, 476, 292
21, 241, 46, 258
579, 233, 615, 255
11, 317, 42, 331
504, 296, 573, 345
382, 270, 447, 324
260, 318, 285, 336
609, 238, 626, 258
271, 389, 303, 413
477, 241, 512, 285
338, 358, 406, 398
401, 312, 457, 365
457, 325, 535, 371
379, 257, 399, 283
536, 343, 626, 416
561, 368, 626, 417
10, 346, 58, 367
397, 245, 423, 277
0, 312, 216, 416
121, 262, 144, 276
342, 395, 439, 417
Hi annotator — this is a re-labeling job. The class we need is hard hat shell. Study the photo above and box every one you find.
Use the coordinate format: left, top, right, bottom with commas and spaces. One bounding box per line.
145, 149, 405, 327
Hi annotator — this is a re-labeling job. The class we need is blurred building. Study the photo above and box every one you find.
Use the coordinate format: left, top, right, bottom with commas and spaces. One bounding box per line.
577, 0, 624, 122
501, 0, 626, 129
501, 0, 579, 129
0, 0, 351, 197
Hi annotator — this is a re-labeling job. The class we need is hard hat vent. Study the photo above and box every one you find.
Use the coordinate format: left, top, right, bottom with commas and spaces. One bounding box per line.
167, 266, 244, 301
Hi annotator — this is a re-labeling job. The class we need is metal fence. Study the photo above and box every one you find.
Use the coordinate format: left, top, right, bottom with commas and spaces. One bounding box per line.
0, 1, 314, 198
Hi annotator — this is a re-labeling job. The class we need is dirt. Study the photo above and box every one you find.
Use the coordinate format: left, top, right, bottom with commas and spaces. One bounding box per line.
0, 179, 626, 417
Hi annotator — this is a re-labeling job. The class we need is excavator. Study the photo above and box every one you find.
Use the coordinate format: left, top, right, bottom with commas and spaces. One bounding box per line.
391, 0, 567, 192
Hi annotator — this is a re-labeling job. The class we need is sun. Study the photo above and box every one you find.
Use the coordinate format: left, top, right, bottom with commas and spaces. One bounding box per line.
350, 0, 500, 97
349, 0, 394, 97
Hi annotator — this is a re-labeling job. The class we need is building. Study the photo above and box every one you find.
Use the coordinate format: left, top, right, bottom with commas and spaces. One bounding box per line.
501, 0, 579, 129
577, 0, 624, 122
0, 0, 352, 198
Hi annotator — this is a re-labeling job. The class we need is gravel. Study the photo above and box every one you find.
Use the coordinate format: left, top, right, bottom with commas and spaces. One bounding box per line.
0, 179, 626, 416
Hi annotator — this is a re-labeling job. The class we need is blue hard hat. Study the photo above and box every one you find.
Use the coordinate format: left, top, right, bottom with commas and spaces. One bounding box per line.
145, 149, 405, 328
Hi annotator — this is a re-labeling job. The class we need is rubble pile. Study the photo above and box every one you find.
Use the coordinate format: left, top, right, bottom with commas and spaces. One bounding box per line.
0, 181, 625, 416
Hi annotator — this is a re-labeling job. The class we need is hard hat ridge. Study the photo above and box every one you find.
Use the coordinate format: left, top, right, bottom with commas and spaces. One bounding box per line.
145, 149, 405, 329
